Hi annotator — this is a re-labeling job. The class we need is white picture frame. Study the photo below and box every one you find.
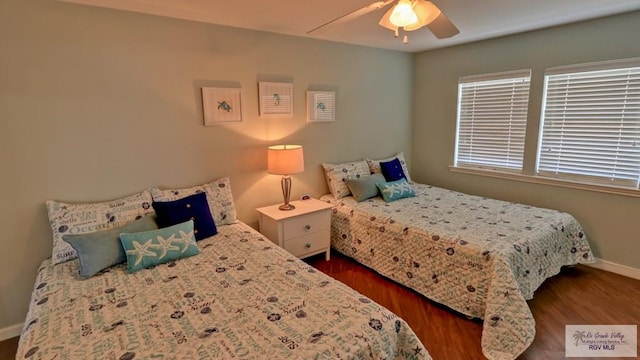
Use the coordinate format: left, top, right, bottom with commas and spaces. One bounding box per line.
202, 87, 243, 126
306, 91, 335, 122
259, 82, 293, 117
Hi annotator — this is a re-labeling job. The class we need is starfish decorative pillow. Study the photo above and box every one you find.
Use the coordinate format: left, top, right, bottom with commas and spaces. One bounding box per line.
376, 178, 416, 203
119, 219, 200, 273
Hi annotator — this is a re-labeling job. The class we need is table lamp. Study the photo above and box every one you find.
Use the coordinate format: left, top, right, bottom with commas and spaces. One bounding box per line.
267, 145, 305, 210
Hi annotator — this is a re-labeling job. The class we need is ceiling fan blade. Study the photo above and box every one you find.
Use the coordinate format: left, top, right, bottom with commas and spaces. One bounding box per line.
426, 10, 459, 38
307, 0, 395, 34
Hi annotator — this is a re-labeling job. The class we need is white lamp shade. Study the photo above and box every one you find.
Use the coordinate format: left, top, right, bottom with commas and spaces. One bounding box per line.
267, 145, 305, 175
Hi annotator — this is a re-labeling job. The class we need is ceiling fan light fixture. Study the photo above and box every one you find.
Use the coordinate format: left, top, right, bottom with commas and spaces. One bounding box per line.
405, 0, 441, 31
389, 0, 418, 27
375, 0, 459, 42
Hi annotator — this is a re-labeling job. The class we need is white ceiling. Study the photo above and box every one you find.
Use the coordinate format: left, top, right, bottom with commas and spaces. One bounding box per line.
58, 0, 640, 52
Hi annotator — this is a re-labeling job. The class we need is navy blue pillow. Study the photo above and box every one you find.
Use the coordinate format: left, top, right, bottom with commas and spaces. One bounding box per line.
152, 192, 217, 240
380, 157, 407, 182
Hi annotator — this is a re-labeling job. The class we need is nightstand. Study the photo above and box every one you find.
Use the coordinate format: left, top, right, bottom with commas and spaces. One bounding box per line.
256, 198, 333, 260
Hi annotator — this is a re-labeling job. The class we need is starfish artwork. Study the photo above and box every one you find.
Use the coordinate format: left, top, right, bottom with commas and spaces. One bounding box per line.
126, 239, 158, 266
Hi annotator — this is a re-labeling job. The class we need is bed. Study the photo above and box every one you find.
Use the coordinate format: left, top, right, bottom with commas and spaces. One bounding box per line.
17, 178, 430, 360
321, 156, 594, 360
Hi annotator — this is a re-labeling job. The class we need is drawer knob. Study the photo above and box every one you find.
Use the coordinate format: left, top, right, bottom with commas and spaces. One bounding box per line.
305, 243, 311, 248
305, 225, 311, 231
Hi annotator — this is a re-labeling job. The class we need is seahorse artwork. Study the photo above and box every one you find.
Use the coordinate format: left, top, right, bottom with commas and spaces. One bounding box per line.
217, 101, 232, 112
316, 102, 326, 111
273, 93, 281, 106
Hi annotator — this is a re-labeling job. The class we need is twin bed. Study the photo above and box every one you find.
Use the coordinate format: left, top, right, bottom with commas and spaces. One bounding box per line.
321, 154, 594, 360
17, 156, 594, 360
16, 177, 430, 360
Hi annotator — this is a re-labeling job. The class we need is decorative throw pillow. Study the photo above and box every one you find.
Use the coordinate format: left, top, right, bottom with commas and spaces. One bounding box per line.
46, 190, 155, 264
152, 192, 217, 240
366, 152, 412, 183
322, 160, 371, 199
376, 179, 416, 203
346, 173, 385, 201
150, 177, 237, 226
63, 215, 158, 278
120, 220, 200, 273
380, 158, 408, 182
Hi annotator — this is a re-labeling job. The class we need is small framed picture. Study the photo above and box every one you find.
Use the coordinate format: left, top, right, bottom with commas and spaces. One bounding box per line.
202, 87, 243, 126
306, 91, 335, 122
258, 82, 293, 117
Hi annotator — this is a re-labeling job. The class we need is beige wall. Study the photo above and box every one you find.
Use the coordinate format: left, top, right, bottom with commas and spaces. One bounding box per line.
0, 0, 413, 329
413, 12, 640, 270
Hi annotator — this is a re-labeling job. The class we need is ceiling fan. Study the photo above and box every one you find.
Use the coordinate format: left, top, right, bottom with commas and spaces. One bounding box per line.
307, 0, 459, 44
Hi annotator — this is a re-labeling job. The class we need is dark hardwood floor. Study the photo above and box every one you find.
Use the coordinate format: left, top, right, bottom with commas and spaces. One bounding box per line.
306, 253, 639, 360
2, 253, 638, 360
0, 336, 17, 360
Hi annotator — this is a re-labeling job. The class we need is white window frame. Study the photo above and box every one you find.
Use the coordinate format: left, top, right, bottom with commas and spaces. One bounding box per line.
536, 58, 640, 190
454, 69, 532, 172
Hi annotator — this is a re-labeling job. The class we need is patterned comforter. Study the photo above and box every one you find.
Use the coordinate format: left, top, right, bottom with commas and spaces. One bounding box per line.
17, 222, 430, 360
322, 183, 594, 360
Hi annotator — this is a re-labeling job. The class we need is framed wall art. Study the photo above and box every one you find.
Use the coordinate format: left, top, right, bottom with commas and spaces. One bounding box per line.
258, 82, 293, 117
202, 87, 243, 126
306, 91, 335, 123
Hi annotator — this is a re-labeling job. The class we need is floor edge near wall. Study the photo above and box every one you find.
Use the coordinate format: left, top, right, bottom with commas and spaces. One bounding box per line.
0, 323, 22, 342
584, 258, 640, 280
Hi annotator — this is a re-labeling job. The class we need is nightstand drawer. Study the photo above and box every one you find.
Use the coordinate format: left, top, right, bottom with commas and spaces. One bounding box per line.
282, 211, 330, 239
284, 230, 330, 258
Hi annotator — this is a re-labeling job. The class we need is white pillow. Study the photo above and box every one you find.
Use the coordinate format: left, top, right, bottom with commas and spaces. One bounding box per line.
322, 160, 371, 199
366, 152, 412, 183
46, 190, 155, 265
150, 177, 237, 226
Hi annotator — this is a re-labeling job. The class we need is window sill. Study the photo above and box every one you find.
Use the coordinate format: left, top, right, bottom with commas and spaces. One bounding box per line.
448, 165, 640, 198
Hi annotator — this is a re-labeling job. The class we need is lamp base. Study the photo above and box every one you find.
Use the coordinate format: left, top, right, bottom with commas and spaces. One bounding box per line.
279, 175, 295, 211
278, 203, 296, 211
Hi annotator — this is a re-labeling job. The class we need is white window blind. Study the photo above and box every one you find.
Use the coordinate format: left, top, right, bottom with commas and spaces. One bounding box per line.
537, 58, 640, 188
455, 70, 531, 171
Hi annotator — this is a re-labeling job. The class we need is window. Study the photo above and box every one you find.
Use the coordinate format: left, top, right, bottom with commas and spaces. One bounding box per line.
455, 70, 531, 171
537, 58, 640, 189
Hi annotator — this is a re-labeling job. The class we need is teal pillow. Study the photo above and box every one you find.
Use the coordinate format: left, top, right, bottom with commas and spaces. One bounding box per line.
376, 179, 416, 202
63, 215, 158, 278
119, 220, 200, 273
345, 173, 385, 201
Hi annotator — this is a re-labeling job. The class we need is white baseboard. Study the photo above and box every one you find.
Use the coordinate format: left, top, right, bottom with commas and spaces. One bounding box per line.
585, 258, 640, 280
0, 322, 22, 341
